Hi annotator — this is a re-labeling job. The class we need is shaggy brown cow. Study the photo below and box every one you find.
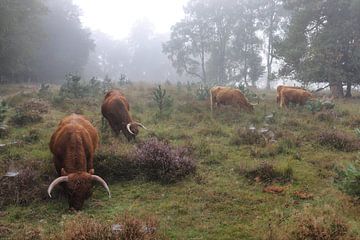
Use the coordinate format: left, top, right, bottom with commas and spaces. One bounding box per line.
210, 86, 255, 113
276, 85, 304, 105
279, 88, 313, 108
101, 90, 146, 141
48, 114, 110, 210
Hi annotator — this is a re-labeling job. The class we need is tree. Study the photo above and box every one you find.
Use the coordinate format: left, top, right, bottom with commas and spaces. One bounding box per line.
163, 1, 212, 83
276, 0, 360, 98
164, 0, 264, 85
31, 0, 94, 82
0, 0, 45, 83
258, 0, 288, 89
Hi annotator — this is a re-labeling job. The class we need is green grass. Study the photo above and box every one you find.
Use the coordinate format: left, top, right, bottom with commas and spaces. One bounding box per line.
1, 84, 360, 239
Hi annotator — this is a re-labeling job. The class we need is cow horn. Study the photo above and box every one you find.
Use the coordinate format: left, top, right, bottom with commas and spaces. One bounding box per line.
134, 122, 147, 130
126, 123, 135, 135
92, 175, 111, 198
47, 176, 68, 198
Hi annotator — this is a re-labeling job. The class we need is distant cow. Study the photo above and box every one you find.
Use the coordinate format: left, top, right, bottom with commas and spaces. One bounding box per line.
101, 90, 146, 141
48, 114, 110, 210
276, 85, 304, 105
279, 88, 313, 108
210, 86, 255, 113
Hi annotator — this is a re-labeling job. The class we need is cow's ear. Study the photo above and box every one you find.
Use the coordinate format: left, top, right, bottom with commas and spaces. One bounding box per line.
61, 168, 68, 176
88, 169, 95, 175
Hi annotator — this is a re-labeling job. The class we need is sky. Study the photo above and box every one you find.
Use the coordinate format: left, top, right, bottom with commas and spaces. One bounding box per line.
73, 0, 189, 40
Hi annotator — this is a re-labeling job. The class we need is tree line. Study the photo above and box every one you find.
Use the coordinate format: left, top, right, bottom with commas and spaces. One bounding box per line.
0, 0, 93, 83
164, 0, 360, 97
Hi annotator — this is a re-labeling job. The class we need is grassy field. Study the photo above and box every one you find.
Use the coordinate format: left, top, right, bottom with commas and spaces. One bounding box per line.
1, 83, 360, 239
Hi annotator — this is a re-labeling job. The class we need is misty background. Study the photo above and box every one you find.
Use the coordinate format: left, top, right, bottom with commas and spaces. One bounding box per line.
1, 0, 359, 97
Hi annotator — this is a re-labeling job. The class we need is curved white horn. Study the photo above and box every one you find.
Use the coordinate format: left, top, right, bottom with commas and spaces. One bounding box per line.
92, 175, 111, 198
47, 176, 68, 198
126, 123, 135, 135
134, 122, 147, 130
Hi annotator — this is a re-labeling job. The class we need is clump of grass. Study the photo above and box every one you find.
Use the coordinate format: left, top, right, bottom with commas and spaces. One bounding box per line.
250, 144, 279, 158
94, 144, 137, 182
231, 128, 265, 146
317, 130, 359, 152
134, 138, 196, 184
266, 206, 353, 240
346, 115, 360, 128
54, 213, 165, 240
242, 162, 293, 184
316, 111, 336, 122
289, 207, 349, 240
22, 129, 40, 144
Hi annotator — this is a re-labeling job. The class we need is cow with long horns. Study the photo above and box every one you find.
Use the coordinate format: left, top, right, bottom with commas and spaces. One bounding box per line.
101, 90, 146, 141
48, 114, 110, 210
210, 86, 255, 113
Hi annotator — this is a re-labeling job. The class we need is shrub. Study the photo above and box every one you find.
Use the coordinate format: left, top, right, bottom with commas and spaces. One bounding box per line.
94, 145, 137, 182
37, 83, 51, 99
338, 164, 360, 198
0, 101, 8, 123
134, 138, 196, 184
243, 162, 293, 184
305, 99, 335, 113
59, 74, 86, 99
87, 77, 102, 96
195, 84, 210, 101
317, 130, 359, 152
0, 166, 49, 207
231, 128, 265, 146
152, 85, 173, 119
10, 108, 42, 126
102, 75, 114, 94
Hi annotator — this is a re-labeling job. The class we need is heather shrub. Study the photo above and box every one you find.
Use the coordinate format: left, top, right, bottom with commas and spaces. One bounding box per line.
231, 128, 265, 146
0, 166, 49, 207
317, 130, 359, 152
242, 162, 293, 184
94, 145, 137, 182
134, 138, 196, 184
10, 108, 43, 126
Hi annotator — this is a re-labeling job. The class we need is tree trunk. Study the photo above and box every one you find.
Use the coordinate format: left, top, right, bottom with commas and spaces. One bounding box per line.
330, 83, 344, 98
345, 81, 352, 98
266, 10, 275, 90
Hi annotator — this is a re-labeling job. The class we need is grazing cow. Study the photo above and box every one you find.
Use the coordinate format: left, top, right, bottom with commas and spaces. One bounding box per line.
276, 85, 304, 105
279, 88, 313, 108
101, 90, 146, 141
210, 86, 255, 113
48, 114, 110, 210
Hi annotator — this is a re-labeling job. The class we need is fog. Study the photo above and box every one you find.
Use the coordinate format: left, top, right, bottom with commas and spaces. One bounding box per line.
1, 0, 359, 96
73, 0, 188, 40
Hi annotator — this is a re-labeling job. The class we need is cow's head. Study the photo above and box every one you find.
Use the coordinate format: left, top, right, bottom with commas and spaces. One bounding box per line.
125, 122, 147, 141
47, 168, 110, 210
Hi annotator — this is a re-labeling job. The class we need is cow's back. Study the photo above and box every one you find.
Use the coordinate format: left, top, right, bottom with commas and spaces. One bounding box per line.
50, 114, 98, 161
